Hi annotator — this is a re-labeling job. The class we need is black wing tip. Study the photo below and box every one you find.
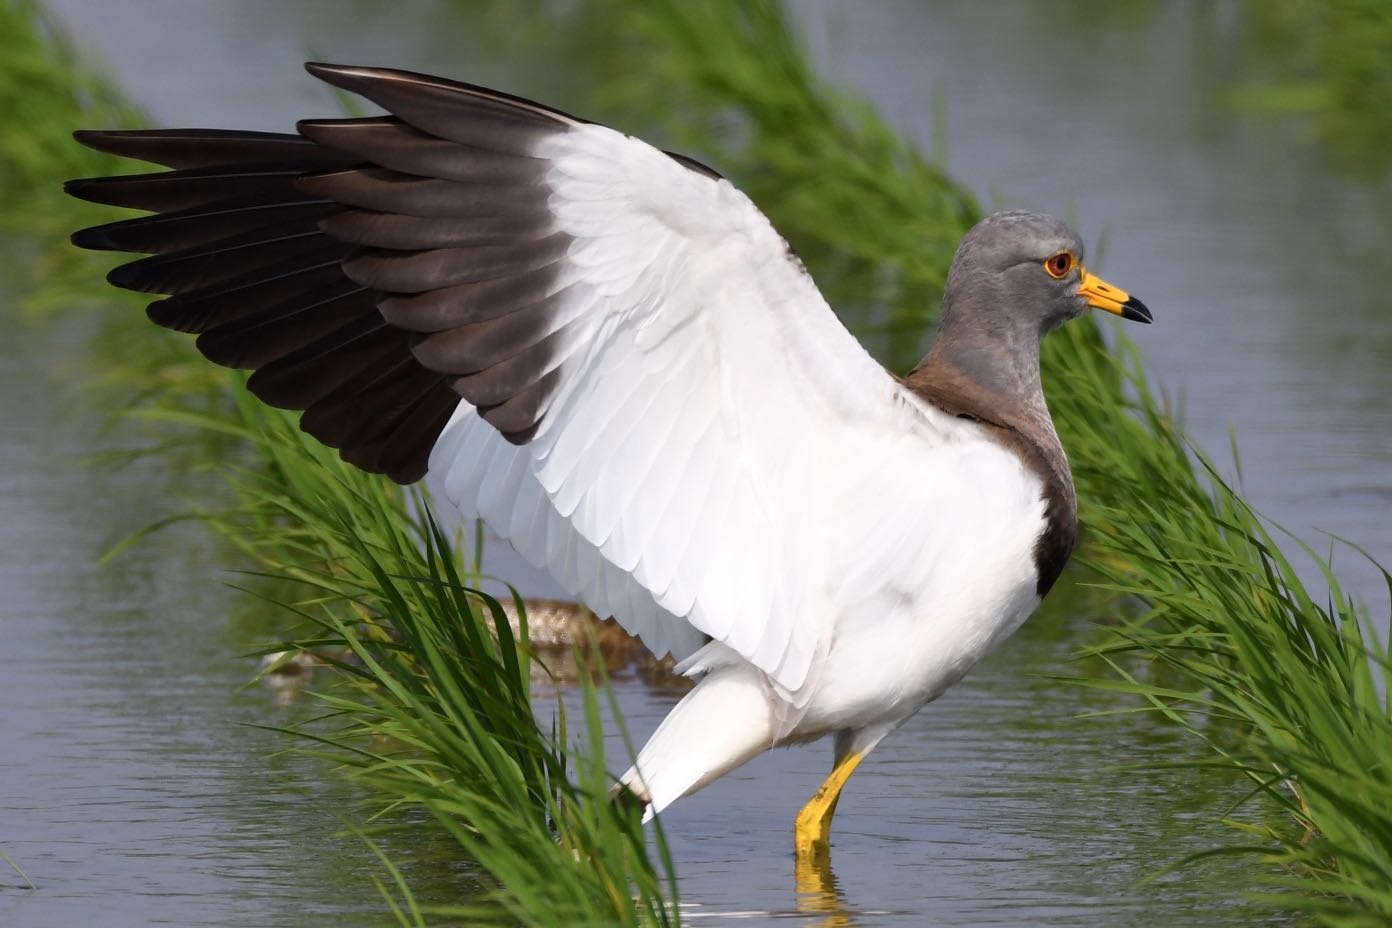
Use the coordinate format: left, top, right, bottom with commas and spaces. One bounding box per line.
297, 115, 392, 129
71, 128, 160, 161
70, 223, 115, 250
65, 173, 136, 195
339, 444, 428, 485
73, 128, 108, 149
304, 61, 350, 83
305, 61, 409, 92
304, 61, 352, 78
72, 127, 148, 153
305, 60, 468, 86
303, 60, 584, 128
145, 297, 184, 329
64, 176, 124, 207
295, 115, 398, 146
105, 259, 149, 291
386, 464, 428, 484
304, 61, 485, 100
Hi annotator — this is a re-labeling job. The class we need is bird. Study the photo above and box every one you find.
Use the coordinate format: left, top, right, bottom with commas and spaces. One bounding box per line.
65, 62, 1151, 860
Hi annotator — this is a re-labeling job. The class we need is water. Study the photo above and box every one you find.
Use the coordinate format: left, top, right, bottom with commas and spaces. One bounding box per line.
0, 304, 498, 926
602, 615, 1274, 926
0, 311, 348, 926
7, 0, 1387, 924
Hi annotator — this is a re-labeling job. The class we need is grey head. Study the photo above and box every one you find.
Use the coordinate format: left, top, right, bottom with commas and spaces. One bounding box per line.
915, 210, 1151, 408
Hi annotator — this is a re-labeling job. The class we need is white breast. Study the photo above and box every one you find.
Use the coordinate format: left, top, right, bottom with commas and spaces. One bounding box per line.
793, 425, 1050, 737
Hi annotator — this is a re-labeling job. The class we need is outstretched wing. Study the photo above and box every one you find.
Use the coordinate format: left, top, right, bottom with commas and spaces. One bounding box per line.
68, 63, 965, 698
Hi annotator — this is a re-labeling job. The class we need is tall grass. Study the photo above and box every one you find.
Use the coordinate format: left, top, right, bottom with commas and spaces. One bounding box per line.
1245, 0, 1392, 168
1053, 340, 1392, 923
0, 0, 139, 303
175, 386, 680, 926
6, 0, 1391, 923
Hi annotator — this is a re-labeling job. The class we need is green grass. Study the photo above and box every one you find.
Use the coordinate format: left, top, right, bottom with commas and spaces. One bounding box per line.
6, 0, 1392, 923
0, 0, 140, 305
0, 844, 36, 892
1052, 340, 1392, 923
171, 386, 680, 926
1244, 0, 1392, 168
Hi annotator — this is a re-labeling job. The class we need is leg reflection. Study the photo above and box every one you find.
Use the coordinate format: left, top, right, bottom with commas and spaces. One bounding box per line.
794, 845, 856, 928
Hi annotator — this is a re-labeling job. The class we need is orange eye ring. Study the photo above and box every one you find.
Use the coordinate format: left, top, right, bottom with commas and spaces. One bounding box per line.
1044, 251, 1075, 279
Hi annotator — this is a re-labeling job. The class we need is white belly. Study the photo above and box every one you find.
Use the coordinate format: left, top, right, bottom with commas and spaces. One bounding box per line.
793, 437, 1050, 739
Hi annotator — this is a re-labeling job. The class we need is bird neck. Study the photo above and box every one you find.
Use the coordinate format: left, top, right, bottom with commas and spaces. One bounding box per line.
902, 291, 1079, 598
906, 282, 1050, 428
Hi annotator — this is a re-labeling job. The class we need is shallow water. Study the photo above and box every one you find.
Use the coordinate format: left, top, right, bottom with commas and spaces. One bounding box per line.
587, 614, 1279, 927
6, 1, 1388, 925
0, 313, 357, 926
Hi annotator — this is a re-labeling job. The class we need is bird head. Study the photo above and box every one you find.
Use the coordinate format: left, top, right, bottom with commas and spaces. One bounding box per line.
944, 210, 1152, 336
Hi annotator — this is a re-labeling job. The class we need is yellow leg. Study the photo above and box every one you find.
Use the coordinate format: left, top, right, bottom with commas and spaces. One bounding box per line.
794, 750, 864, 858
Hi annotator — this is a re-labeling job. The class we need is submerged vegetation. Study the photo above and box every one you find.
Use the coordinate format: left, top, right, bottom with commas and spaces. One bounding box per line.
4, 0, 1391, 924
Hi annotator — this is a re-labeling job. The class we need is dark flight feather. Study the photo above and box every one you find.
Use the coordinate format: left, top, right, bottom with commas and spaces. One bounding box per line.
68, 63, 720, 480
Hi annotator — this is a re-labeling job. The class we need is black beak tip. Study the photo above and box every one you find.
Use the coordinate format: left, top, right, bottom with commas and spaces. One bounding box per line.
1120, 296, 1153, 324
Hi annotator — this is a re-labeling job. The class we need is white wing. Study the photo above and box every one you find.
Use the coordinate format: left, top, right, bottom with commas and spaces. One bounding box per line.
74, 64, 972, 701
291, 75, 966, 699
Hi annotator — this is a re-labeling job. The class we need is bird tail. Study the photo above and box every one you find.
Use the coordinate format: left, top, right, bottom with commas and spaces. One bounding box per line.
619, 664, 777, 820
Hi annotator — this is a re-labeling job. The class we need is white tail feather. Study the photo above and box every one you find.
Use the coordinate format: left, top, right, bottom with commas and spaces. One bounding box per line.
620, 664, 775, 818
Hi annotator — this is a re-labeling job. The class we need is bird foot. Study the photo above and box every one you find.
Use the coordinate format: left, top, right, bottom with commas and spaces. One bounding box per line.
793, 804, 835, 860
792, 749, 864, 858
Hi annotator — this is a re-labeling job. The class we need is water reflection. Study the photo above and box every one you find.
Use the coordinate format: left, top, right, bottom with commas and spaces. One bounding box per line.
794, 851, 854, 928
257, 650, 324, 705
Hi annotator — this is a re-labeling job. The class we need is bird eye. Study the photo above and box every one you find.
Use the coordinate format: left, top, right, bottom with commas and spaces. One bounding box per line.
1044, 252, 1075, 279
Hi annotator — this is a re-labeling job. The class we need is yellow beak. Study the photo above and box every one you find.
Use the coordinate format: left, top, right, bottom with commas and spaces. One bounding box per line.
1078, 268, 1152, 323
